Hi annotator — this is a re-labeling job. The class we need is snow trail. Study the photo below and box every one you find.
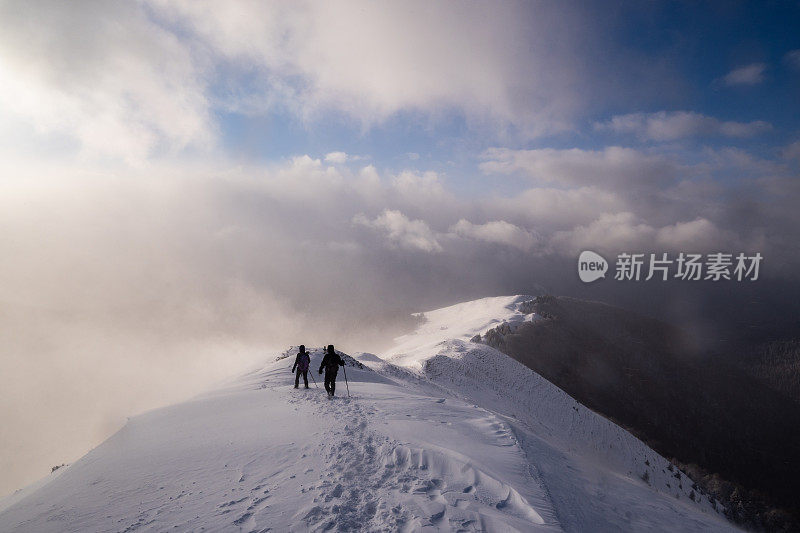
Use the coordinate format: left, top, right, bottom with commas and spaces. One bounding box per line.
288, 380, 557, 532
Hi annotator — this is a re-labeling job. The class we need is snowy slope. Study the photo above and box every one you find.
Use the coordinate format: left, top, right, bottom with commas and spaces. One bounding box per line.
381, 297, 734, 531
386, 295, 541, 369
0, 298, 737, 532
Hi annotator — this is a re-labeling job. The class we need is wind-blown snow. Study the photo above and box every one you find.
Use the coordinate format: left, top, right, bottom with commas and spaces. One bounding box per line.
385, 295, 539, 369
0, 298, 736, 532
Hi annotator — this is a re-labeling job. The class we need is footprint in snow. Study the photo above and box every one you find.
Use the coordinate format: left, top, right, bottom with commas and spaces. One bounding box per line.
232, 512, 252, 526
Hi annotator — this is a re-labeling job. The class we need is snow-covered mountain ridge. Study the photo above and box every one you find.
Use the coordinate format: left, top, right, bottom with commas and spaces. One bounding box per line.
0, 296, 736, 532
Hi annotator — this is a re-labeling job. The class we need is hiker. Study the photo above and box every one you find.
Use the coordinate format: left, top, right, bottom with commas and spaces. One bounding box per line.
319, 344, 344, 396
292, 345, 311, 389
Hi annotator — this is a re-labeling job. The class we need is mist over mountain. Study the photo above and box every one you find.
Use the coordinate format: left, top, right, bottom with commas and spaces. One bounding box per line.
474, 295, 800, 529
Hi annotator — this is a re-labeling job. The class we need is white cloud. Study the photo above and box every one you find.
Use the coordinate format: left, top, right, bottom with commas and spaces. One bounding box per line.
480, 146, 678, 191
144, 0, 647, 138
392, 170, 445, 197
655, 218, 734, 251
0, 0, 698, 161
702, 147, 786, 176
0, 2, 211, 163
783, 50, 800, 71
324, 151, 348, 164
782, 141, 800, 161
486, 186, 625, 230
596, 111, 771, 141
551, 213, 736, 255
722, 63, 766, 86
552, 212, 656, 253
449, 219, 537, 251
353, 210, 442, 252
0, 0, 598, 163
718, 120, 772, 137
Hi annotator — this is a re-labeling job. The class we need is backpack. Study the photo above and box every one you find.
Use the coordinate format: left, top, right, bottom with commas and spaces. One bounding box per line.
298, 353, 310, 372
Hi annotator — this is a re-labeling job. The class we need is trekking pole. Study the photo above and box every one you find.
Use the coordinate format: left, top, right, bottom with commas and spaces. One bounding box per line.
308, 369, 319, 388
342, 363, 350, 397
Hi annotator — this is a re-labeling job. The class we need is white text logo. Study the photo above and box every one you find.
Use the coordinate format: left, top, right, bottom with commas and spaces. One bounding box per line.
578, 250, 608, 283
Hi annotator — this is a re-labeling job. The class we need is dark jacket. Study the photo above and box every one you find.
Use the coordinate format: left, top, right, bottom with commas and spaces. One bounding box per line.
293, 352, 310, 373
319, 352, 344, 374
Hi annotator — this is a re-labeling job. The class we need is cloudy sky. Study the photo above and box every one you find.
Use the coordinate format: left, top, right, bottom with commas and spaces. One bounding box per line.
1, 0, 799, 497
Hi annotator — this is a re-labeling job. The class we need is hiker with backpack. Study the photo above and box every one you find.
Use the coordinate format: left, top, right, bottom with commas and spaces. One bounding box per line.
292, 345, 311, 389
319, 344, 345, 397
